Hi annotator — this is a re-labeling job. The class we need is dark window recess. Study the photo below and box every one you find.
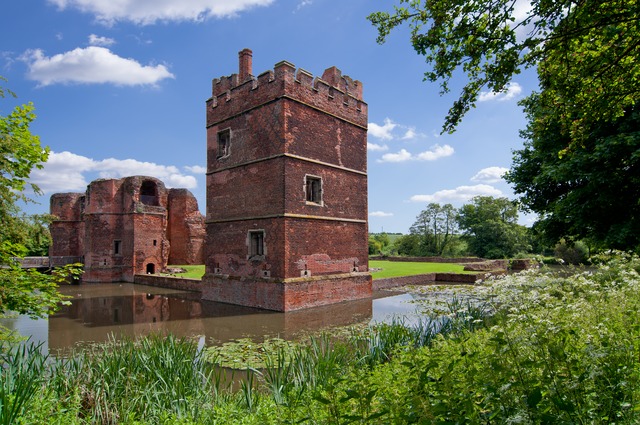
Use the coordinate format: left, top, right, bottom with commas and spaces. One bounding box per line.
140, 181, 159, 206
305, 176, 322, 204
114, 240, 122, 255
153, 240, 157, 246
249, 231, 265, 257
217, 130, 230, 159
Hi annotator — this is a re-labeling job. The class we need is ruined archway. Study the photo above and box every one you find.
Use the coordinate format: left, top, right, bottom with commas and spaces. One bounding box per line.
146, 263, 155, 274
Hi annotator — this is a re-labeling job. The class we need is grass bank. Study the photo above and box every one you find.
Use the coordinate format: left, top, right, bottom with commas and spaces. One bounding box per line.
4, 252, 640, 423
168, 260, 472, 281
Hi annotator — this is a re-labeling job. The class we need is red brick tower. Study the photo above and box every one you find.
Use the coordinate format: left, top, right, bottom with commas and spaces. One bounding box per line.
201, 49, 371, 311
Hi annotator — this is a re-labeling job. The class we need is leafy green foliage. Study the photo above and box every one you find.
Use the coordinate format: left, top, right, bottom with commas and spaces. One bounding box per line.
368, 232, 391, 255
457, 196, 530, 258
0, 78, 80, 322
368, 0, 639, 136
508, 98, 640, 249
409, 203, 458, 256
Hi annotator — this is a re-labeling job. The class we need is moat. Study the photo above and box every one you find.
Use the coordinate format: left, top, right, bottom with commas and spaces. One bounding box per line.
1, 283, 439, 355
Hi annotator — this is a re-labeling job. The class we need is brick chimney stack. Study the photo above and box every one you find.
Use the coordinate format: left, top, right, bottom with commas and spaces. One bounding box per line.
238, 48, 253, 82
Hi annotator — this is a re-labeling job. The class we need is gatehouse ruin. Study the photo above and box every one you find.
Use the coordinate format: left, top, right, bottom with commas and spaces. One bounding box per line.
50, 176, 205, 282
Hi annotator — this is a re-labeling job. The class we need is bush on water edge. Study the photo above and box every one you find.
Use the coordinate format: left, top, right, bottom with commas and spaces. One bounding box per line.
3, 251, 640, 424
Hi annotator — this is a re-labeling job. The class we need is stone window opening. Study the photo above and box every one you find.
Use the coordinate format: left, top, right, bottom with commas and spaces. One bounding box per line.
153, 239, 157, 246
140, 181, 159, 206
248, 230, 265, 259
305, 175, 323, 205
146, 263, 155, 274
114, 240, 122, 255
217, 129, 231, 159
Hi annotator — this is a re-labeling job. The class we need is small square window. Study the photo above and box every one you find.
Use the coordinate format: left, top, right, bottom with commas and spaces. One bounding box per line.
305, 175, 323, 205
217, 129, 230, 159
248, 230, 265, 258
114, 240, 122, 255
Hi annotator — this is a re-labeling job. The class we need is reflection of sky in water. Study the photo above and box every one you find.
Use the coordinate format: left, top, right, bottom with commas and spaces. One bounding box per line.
371, 293, 426, 327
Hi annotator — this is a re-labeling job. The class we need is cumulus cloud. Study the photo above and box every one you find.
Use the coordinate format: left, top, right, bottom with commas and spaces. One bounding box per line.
367, 142, 388, 152
369, 211, 393, 217
478, 82, 523, 102
29, 151, 199, 193
409, 184, 503, 203
378, 144, 454, 163
21, 46, 174, 86
185, 165, 207, 174
47, 0, 275, 25
88, 34, 115, 46
471, 166, 509, 183
368, 118, 396, 140
368, 118, 425, 142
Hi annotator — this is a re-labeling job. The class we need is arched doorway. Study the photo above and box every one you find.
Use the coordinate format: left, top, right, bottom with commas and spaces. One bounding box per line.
146, 263, 155, 274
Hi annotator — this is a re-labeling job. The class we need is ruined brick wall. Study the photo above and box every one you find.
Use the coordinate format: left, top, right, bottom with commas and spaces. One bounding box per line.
167, 189, 205, 265
50, 193, 85, 257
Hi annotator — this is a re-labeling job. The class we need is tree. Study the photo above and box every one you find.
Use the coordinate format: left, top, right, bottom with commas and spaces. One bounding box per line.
369, 233, 392, 255
507, 97, 640, 250
0, 78, 80, 320
368, 1, 639, 137
409, 203, 458, 256
457, 196, 530, 258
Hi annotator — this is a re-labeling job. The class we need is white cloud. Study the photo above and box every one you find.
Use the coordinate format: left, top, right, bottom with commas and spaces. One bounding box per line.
379, 148, 412, 163
478, 82, 523, 102
415, 144, 454, 161
47, 0, 275, 25
185, 165, 206, 174
21, 47, 174, 86
367, 142, 388, 152
368, 118, 396, 140
29, 151, 199, 194
471, 166, 509, 183
409, 184, 503, 203
88, 34, 115, 46
378, 144, 454, 163
369, 211, 393, 217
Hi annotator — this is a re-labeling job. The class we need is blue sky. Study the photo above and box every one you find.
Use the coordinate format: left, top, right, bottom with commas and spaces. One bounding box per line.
2, 0, 537, 233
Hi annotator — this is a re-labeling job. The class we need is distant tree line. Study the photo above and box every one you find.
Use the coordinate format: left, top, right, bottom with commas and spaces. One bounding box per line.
370, 196, 589, 262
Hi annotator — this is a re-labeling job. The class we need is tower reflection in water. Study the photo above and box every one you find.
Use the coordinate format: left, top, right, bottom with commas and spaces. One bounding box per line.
48, 283, 373, 353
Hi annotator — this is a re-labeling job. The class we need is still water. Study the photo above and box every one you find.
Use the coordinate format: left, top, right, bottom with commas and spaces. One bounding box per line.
0, 283, 428, 354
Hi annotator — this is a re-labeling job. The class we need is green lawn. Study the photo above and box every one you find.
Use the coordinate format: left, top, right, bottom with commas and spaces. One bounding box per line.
369, 260, 469, 279
167, 261, 470, 280
165, 265, 205, 279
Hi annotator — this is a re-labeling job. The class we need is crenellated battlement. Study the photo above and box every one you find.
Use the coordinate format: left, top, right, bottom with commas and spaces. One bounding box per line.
207, 50, 367, 127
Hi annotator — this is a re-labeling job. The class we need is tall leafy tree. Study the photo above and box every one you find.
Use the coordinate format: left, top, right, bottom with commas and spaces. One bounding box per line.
368, 0, 639, 138
409, 203, 458, 256
0, 78, 79, 319
508, 98, 640, 249
457, 196, 530, 258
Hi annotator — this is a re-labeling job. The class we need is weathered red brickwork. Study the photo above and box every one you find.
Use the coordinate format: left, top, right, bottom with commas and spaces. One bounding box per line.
202, 49, 371, 311
50, 176, 205, 283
